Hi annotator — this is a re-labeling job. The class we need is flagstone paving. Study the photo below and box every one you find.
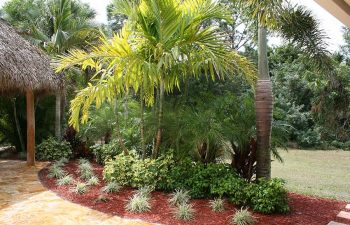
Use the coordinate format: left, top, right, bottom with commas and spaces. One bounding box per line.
0, 160, 155, 225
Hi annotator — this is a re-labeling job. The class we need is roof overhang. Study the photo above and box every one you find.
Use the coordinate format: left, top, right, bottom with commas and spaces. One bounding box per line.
315, 0, 350, 27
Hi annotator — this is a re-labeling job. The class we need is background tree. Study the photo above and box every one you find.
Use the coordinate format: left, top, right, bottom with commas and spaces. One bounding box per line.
238, 0, 332, 179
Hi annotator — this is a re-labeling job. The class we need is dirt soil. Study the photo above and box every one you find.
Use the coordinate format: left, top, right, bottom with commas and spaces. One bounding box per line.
39, 161, 347, 225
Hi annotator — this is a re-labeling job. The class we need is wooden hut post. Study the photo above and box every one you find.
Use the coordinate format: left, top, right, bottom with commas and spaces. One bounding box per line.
26, 90, 35, 166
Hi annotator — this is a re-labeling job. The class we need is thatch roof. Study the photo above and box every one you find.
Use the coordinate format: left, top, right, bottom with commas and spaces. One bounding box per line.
0, 19, 60, 95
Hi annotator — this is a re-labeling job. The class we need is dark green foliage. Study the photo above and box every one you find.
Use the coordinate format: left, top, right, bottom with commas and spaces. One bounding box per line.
166, 161, 238, 198
245, 178, 290, 214
211, 174, 249, 206
103, 153, 289, 214
91, 140, 123, 164
36, 137, 72, 161
0, 96, 56, 153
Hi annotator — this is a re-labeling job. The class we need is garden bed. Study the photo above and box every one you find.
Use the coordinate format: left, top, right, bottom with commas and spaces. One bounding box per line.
39, 161, 347, 225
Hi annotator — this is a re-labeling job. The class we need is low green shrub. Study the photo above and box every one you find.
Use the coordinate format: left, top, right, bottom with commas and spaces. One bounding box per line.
245, 178, 289, 214
36, 137, 72, 161
91, 140, 123, 164
103, 153, 290, 214
211, 173, 249, 206
103, 152, 174, 188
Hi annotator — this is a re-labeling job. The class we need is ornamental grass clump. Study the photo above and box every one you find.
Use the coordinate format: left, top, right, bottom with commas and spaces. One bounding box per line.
174, 203, 194, 220
72, 182, 88, 194
209, 198, 225, 212
169, 189, 190, 206
231, 208, 256, 225
87, 176, 100, 186
125, 193, 151, 213
55, 158, 69, 167
135, 186, 154, 198
77, 160, 94, 180
57, 175, 74, 186
48, 164, 66, 179
102, 181, 122, 193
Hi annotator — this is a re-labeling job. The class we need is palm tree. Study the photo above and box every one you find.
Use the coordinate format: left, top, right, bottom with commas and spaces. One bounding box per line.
238, 0, 332, 179
54, 0, 257, 158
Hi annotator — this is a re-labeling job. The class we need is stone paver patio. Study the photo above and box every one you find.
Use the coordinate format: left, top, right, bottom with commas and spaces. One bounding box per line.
0, 160, 154, 225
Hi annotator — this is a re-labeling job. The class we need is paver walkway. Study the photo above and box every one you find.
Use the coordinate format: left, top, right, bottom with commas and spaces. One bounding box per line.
0, 160, 155, 225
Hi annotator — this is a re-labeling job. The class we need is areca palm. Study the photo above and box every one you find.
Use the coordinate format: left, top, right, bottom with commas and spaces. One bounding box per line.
54, 0, 256, 158
238, 0, 332, 179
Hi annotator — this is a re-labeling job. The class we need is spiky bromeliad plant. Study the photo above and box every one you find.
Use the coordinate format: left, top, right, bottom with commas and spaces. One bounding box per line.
53, 0, 257, 158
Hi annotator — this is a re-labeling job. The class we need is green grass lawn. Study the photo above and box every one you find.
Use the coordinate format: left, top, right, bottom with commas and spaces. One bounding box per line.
272, 149, 350, 202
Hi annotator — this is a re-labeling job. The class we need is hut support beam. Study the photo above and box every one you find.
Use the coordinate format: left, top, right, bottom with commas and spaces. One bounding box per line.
26, 90, 35, 166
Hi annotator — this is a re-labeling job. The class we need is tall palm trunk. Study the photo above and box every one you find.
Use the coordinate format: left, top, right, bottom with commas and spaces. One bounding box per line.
153, 75, 164, 158
140, 84, 146, 159
114, 99, 129, 155
255, 25, 273, 179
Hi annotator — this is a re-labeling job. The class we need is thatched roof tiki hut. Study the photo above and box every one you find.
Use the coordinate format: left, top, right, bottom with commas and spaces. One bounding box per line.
0, 19, 61, 166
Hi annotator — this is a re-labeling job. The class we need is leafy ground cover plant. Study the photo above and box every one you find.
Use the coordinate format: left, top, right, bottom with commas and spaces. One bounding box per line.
169, 189, 190, 206
209, 198, 225, 212
72, 182, 88, 194
102, 181, 122, 193
174, 203, 195, 220
231, 208, 256, 225
57, 175, 74, 186
125, 193, 151, 213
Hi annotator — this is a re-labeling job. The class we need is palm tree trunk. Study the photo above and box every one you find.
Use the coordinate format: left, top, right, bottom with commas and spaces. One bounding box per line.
153, 76, 164, 158
55, 92, 61, 140
255, 25, 273, 179
140, 84, 146, 159
12, 98, 25, 152
124, 94, 129, 119
114, 99, 129, 155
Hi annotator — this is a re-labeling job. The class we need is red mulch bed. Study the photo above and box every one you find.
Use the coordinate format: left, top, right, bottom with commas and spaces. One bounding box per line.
38, 161, 347, 225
